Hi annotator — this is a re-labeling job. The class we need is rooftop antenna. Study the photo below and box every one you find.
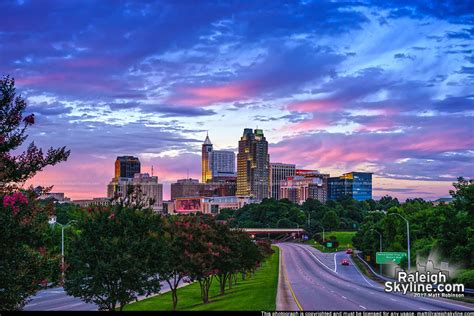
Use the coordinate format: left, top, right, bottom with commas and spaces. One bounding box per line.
151, 165, 154, 176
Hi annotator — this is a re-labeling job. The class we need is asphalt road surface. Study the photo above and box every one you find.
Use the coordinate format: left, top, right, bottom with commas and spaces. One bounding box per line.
279, 242, 474, 311
24, 279, 186, 311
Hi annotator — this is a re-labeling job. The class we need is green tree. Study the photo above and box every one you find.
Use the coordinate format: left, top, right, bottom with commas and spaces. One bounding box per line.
64, 206, 165, 311
0, 191, 52, 310
0, 76, 70, 310
450, 177, 474, 213
322, 210, 340, 231
0, 76, 70, 193
159, 216, 200, 311
179, 215, 220, 304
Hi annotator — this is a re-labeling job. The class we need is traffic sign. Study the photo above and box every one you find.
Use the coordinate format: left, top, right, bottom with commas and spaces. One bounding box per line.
327, 242, 333, 248
376, 252, 407, 264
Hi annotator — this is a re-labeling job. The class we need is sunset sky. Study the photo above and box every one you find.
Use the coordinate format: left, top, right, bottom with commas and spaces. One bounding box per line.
1, 0, 473, 200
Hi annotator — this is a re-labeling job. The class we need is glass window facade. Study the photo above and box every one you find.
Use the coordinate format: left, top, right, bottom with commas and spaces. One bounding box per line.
328, 172, 372, 201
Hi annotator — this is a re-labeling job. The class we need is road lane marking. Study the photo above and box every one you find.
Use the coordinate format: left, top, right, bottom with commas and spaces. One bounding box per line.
348, 256, 376, 287
390, 298, 397, 302
334, 252, 337, 273
298, 245, 336, 272
280, 247, 303, 311
46, 302, 88, 311
342, 296, 347, 299
359, 305, 367, 309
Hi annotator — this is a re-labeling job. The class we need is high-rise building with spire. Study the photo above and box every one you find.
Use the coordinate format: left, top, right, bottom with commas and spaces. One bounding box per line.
201, 133, 236, 183
236, 128, 270, 200
202, 133, 213, 183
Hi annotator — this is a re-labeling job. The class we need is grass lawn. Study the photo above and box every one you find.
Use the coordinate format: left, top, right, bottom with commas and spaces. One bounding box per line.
305, 231, 356, 253
124, 246, 279, 311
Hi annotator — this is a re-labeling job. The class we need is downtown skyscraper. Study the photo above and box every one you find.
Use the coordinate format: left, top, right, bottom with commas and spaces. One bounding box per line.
115, 156, 140, 179
202, 133, 213, 183
236, 128, 270, 200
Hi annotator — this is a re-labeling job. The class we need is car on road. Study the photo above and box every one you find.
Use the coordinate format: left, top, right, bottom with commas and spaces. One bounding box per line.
346, 248, 353, 254
341, 258, 350, 266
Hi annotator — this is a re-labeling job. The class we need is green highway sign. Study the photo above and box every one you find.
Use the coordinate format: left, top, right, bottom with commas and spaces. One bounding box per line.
376, 252, 407, 264
326, 242, 333, 248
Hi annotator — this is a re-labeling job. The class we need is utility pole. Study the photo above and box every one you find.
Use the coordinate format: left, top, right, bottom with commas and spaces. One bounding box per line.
389, 213, 411, 271
371, 229, 383, 275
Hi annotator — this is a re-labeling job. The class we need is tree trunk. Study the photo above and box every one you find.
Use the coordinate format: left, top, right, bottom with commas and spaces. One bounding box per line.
233, 273, 238, 285
199, 276, 213, 304
166, 276, 181, 311
242, 272, 246, 280
172, 289, 178, 311
218, 273, 227, 295
228, 273, 232, 289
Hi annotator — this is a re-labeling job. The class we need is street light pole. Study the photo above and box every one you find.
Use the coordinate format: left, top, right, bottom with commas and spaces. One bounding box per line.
61, 225, 65, 283
371, 229, 383, 275
49, 218, 76, 285
389, 213, 411, 272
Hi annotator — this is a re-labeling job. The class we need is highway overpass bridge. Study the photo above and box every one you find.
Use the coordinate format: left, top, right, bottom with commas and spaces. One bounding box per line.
236, 228, 306, 237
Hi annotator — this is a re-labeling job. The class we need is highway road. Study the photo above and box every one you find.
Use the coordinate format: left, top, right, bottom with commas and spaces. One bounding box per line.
24, 279, 187, 311
278, 242, 474, 311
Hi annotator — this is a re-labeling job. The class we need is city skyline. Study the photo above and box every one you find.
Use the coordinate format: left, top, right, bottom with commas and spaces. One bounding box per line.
1, 1, 471, 200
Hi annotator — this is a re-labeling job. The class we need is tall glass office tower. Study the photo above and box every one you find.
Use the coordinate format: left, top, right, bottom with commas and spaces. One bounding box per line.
236, 128, 270, 200
328, 172, 372, 201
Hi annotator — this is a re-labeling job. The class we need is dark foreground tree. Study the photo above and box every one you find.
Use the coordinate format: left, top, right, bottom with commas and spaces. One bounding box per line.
0, 76, 70, 193
0, 76, 70, 310
159, 216, 194, 311
64, 206, 165, 311
0, 190, 52, 310
181, 215, 220, 304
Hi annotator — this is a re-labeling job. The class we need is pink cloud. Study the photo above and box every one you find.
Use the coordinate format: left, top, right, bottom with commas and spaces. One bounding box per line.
287, 100, 341, 112
168, 81, 252, 106
281, 117, 333, 133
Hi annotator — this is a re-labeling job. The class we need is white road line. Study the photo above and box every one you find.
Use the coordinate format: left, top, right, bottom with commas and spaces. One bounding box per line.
348, 256, 376, 287
390, 298, 397, 302
26, 296, 76, 307
342, 296, 347, 299
299, 245, 336, 273
334, 252, 338, 273
359, 305, 367, 309
330, 290, 335, 293
46, 302, 88, 311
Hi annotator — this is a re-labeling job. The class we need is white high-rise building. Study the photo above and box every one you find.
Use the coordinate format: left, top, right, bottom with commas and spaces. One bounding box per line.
211, 150, 236, 179
270, 162, 296, 200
